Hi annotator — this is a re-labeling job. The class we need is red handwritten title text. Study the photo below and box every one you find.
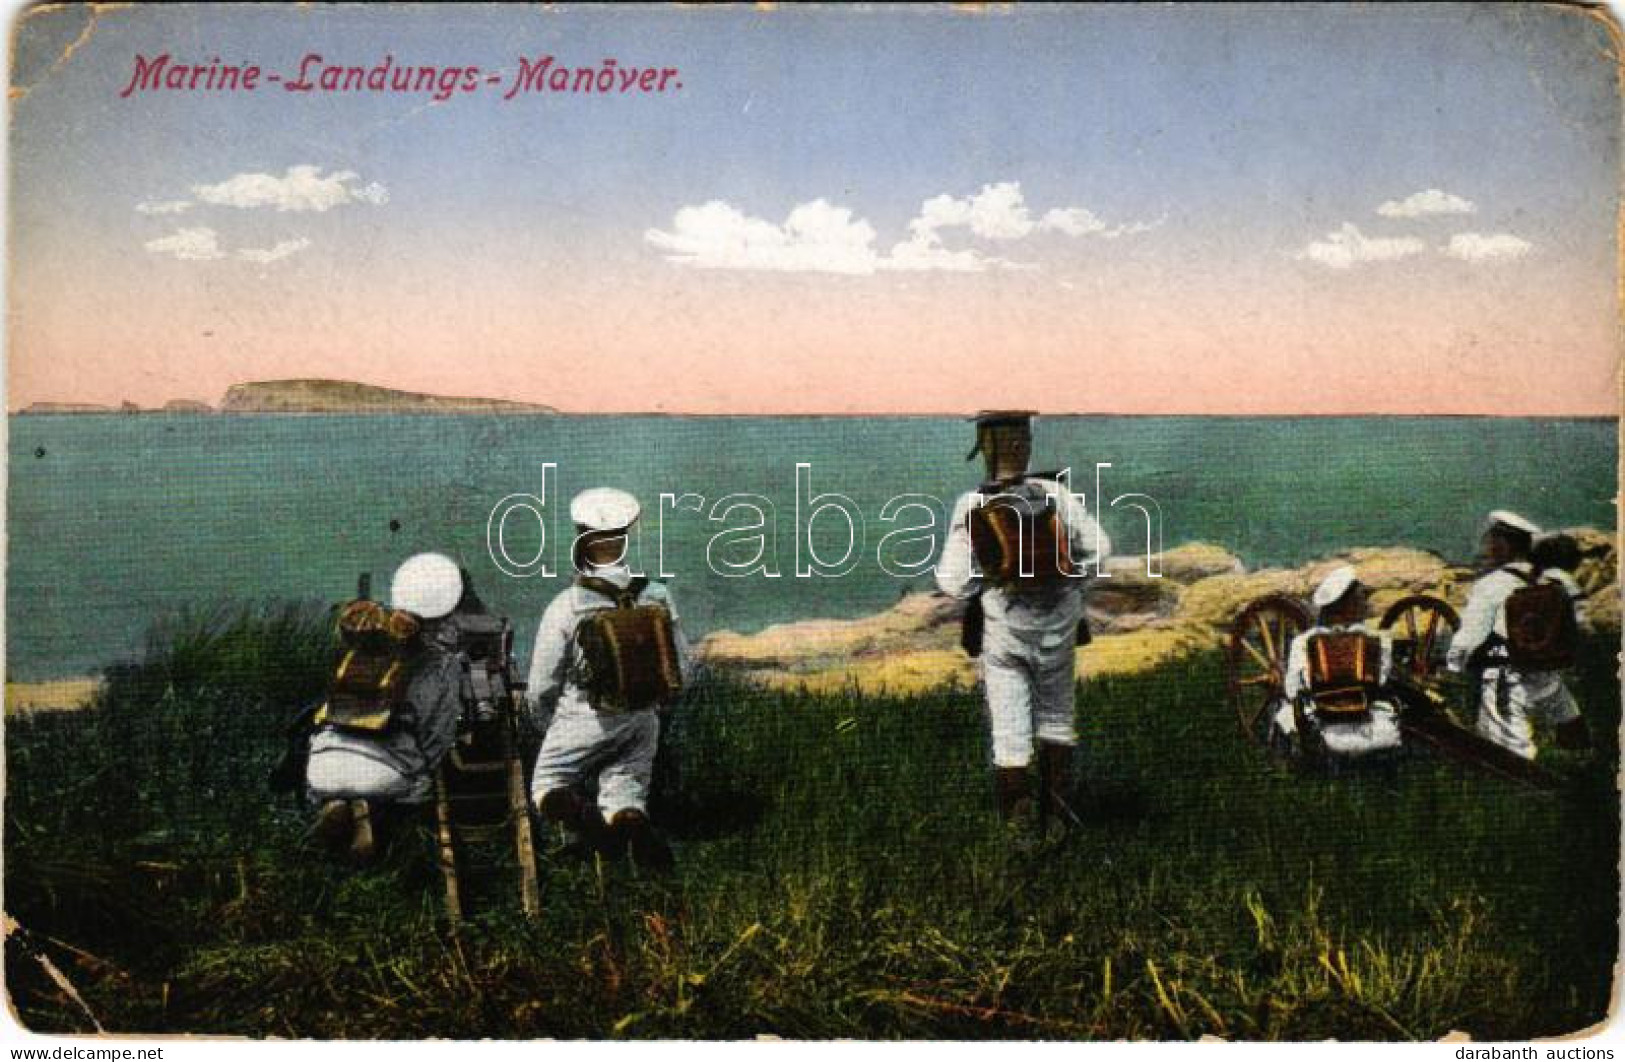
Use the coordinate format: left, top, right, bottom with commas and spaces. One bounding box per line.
119, 54, 684, 101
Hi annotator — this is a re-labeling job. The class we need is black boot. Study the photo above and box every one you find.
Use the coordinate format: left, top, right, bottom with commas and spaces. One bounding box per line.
610, 809, 674, 873
1038, 742, 1076, 840
995, 767, 1038, 850
539, 787, 610, 857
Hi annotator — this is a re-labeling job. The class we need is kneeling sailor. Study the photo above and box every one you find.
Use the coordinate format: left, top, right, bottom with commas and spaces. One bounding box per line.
1271, 566, 1403, 760
526, 487, 691, 869
305, 552, 472, 860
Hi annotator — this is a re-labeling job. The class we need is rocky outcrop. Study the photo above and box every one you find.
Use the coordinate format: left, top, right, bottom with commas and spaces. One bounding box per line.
5, 679, 101, 714
17, 402, 112, 414
698, 535, 1619, 695
220, 380, 555, 414
17, 381, 554, 415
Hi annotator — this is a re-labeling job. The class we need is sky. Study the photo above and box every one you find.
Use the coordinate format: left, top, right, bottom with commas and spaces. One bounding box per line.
5, 3, 1621, 414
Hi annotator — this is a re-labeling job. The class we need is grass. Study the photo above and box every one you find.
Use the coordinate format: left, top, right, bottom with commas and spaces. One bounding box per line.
4, 602, 1619, 1039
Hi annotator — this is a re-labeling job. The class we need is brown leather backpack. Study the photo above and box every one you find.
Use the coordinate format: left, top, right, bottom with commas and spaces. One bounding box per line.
1503, 569, 1578, 671
967, 481, 1076, 589
314, 599, 422, 734
1305, 631, 1382, 716
575, 576, 683, 711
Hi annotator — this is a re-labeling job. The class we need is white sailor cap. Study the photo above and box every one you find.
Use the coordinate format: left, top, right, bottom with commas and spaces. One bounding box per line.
1484, 510, 1541, 537
390, 552, 463, 620
1311, 565, 1361, 608
570, 487, 641, 533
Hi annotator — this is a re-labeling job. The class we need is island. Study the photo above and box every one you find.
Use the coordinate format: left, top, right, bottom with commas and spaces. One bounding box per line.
219, 379, 556, 414
16, 379, 557, 415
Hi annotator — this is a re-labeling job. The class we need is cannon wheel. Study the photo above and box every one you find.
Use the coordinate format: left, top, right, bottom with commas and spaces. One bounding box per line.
1227, 594, 1312, 744
1379, 595, 1459, 684
1379, 594, 1564, 788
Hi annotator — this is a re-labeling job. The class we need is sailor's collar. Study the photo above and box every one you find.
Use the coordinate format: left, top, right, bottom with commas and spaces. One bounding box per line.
582, 563, 635, 589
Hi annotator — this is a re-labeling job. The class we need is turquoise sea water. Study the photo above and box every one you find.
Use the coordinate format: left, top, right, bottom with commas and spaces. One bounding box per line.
6, 414, 1616, 681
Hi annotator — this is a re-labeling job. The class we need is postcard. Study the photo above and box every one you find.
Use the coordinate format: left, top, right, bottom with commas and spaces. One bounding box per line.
4, 2, 1620, 1048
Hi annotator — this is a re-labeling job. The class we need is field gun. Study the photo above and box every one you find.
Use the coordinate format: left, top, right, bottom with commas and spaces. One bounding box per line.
1225, 591, 1561, 788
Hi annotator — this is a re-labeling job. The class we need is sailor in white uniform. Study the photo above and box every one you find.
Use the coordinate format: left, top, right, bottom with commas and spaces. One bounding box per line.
935, 411, 1111, 838
306, 552, 470, 859
1271, 566, 1403, 758
1446, 511, 1585, 760
1531, 532, 1587, 603
526, 487, 691, 866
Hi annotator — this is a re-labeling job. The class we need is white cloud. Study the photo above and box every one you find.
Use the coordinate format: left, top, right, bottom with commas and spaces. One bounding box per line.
135, 199, 192, 216
912, 181, 1037, 240
882, 233, 1024, 273
1099, 216, 1166, 238
1041, 211, 1165, 239
191, 165, 389, 213
647, 182, 1153, 274
1299, 223, 1426, 269
645, 199, 879, 274
1376, 189, 1476, 218
1443, 231, 1532, 262
907, 182, 1156, 243
645, 198, 1025, 274
236, 237, 313, 264
908, 193, 972, 238
1037, 206, 1106, 237
144, 227, 224, 261
143, 227, 311, 265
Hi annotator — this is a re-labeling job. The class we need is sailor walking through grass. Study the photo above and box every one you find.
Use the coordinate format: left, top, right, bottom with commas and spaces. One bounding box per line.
935, 411, 1111, 844
526, 487, 691, 870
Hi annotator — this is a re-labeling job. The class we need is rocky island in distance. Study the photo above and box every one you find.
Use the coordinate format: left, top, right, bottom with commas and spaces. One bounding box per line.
16, 379, 557, 415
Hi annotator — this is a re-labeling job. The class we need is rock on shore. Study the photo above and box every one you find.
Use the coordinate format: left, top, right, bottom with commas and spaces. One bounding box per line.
698, 534, 1619, 695
6, 678, 101, 714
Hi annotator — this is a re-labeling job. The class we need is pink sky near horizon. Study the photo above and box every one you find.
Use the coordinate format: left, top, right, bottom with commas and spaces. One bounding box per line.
9, 254, 1619, 416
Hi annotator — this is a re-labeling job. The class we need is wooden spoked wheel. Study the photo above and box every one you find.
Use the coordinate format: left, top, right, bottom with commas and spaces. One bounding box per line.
1378, 595, 1459, 684
1227, 594, 1312, 745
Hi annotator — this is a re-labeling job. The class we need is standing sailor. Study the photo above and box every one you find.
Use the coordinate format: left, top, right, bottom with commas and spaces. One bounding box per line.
936, 411, 1111, 842
526, 487, 691, 870
1446, 510, 1586, 759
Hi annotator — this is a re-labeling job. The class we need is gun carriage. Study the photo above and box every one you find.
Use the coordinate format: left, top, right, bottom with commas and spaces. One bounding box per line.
1224, 589, 1558, 786
326, 571, 541, 926
434, 609, 541, 927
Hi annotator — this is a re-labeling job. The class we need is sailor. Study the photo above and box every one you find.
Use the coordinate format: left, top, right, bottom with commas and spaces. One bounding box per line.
935, 411, 1111, 842
1446, 511, 1586, 759
1271, 566, 1403, 759
1531, 532, 1586, 602
305, 552, 471, 860
526, 487, 691, 869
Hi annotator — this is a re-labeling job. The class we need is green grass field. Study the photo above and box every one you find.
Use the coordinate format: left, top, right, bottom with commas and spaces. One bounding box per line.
5, 603, 1619, 1039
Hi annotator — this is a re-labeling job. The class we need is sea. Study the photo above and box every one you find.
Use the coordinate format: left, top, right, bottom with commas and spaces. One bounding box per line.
5, 414, 1616, 682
